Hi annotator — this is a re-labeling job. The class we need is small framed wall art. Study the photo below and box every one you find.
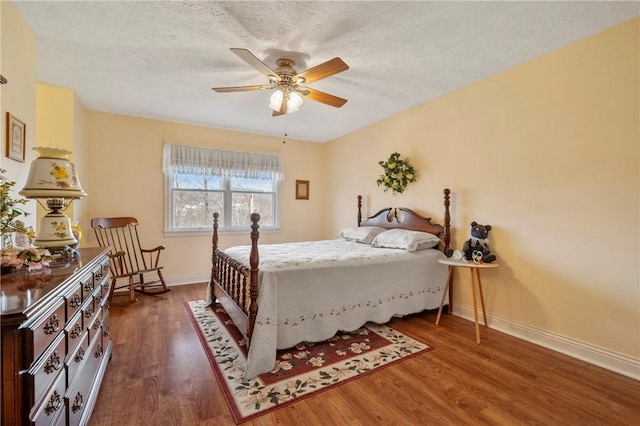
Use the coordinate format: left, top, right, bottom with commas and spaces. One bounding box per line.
295, 180, 309, 200
6, 112, 26, 162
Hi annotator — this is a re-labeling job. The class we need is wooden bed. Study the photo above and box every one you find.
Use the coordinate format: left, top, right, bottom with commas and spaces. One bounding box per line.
207, 188, 452, 349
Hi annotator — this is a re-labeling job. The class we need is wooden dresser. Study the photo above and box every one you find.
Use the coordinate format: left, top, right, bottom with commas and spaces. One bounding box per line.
1, 247, 113, 426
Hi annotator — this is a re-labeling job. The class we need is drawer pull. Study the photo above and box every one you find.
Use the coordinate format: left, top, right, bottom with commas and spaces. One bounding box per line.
74, 347, 85, 363
71, 392, 84, 413
95, 272, 103, 281
44, 352, 62, 373
103, 325, 111, 338
94, 343, 103, 358
83, 281, 94, 292
43, 314, 60, 335
84, 307, 94, 318
93, 318, 102, 330
70, 323, 83, 339
44, 391, 62, 415
69, 293, 82, 308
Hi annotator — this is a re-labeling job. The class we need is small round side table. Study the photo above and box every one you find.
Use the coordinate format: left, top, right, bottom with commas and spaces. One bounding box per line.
435, 258, 499, 344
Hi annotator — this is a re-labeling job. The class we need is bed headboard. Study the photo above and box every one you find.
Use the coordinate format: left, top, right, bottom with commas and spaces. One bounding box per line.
356, 188, 451, 253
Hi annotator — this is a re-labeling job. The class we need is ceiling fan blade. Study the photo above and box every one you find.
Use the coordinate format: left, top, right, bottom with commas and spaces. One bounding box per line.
297, 57, 349, 84
230, 48, 281, 81
302, 87, 348, 108
212, 85, 272, 93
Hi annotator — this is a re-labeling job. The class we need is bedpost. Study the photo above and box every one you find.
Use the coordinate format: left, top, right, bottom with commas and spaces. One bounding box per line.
443, 188, 453, 313
357, 195, 362, 227
207, 212, 220, 307
212, 212, 219, 253
247, 213, 261, 343
443, 188, 451, 254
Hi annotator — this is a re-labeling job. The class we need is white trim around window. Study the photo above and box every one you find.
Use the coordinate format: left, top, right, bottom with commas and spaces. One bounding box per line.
162, 142, 283, 234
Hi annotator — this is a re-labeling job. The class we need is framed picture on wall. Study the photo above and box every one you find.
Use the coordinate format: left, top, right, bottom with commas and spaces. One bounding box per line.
6, 113, 26, 163
296, 180, 309, 200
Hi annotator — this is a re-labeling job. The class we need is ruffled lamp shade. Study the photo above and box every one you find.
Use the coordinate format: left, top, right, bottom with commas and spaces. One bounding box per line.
20, 147, 87, 249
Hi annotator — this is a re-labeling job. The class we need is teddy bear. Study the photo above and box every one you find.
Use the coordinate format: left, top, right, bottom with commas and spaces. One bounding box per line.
462, 221, 496, 263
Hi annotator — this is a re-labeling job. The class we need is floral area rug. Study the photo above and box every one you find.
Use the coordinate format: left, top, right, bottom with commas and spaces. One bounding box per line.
185, 300, 433, 424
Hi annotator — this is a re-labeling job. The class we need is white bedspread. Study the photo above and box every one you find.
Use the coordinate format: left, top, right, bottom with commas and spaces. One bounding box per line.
213, 239, 448, 379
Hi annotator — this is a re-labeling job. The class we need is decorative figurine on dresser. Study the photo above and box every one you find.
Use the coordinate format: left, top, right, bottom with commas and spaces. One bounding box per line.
1, 247, 113, 426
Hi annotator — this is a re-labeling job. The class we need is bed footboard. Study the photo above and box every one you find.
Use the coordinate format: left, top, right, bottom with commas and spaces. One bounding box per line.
209, 212, 260, 344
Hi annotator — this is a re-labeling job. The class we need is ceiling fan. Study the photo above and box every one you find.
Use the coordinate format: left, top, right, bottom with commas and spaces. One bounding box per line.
212, 48, 349, 116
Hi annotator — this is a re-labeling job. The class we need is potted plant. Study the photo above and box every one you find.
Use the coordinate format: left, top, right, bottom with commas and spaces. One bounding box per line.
0, 169, 50, 272
1, 168, 29, 246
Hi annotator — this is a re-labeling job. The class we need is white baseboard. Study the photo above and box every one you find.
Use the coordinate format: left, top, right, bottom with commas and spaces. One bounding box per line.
164, 273, 210, 287
453, 304, 640, 381
112, 274, 209, 292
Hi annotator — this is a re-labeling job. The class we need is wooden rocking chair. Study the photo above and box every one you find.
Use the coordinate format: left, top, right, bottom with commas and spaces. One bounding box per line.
91, 217, 171, 303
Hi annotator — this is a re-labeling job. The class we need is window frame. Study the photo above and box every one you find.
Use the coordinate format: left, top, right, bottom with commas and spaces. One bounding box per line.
162, 144, 282, 236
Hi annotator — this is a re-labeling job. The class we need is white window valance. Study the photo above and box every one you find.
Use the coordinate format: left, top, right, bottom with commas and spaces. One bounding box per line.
162, 142, 284, 181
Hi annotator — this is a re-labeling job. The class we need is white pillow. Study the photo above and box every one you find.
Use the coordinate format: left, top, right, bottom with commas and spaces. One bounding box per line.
371, 229, 441, 252
338, 226, 387, 244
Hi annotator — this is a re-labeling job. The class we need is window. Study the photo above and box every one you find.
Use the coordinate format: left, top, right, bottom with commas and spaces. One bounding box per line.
162, 143, 284, 233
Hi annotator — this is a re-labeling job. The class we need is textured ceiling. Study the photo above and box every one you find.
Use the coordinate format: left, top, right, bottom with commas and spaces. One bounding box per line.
12, 1, 639, 143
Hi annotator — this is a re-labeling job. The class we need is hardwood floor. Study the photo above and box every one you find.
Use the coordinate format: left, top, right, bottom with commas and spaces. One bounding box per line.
90, 283, 640, 425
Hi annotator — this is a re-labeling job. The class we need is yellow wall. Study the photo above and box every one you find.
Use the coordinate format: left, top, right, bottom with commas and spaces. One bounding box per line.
0, 1, 37, 226
72, 91, 89, 236
35, 84, 90, 230
85, 112, 327, 283
325, 18, 639, 359
36, 84, 74, 149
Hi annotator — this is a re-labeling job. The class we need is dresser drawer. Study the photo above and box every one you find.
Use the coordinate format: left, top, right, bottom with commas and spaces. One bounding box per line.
65, 329, 89, 389
94, 261, 109, 287
64, 283, 83, 320
65, 310, 84, 356
86, 303, 103, 340
30, 365, 66, 426
101, 310, 112, 351
28, 299, 66, 362
28, 332, 65, 411
100, 273, 111, 297
81, 274, 95, 300
66, 331, 103, 426
82, 296, 97, 330
92, 270, 110, 306
98, 263, 111, 291
93, 284, 107, 307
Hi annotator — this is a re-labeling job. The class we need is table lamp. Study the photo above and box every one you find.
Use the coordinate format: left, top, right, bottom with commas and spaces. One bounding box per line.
19, 146, 87, 256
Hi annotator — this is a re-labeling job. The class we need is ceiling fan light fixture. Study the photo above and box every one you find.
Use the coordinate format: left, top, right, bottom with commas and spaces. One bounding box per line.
269, 89, 303, 114
269, 89, 284, 111
287, 91, 303, 113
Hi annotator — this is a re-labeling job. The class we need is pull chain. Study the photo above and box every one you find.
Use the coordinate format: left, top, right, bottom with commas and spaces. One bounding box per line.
282, 113, 287, 144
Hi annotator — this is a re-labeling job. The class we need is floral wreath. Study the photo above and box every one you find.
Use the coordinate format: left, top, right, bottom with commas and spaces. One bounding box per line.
376, 152, 416, 194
